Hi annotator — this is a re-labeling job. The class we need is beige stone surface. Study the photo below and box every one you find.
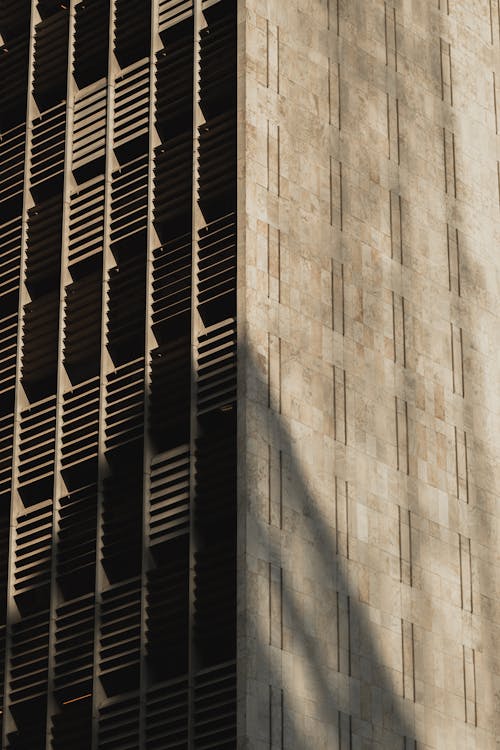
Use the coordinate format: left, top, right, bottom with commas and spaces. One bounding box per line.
237, 1, 500, 748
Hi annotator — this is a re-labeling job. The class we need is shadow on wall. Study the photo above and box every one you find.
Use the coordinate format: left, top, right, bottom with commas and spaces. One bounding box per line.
235, 1, 499, 748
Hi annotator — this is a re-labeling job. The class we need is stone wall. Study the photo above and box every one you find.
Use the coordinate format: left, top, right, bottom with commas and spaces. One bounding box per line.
238, 1, 500, 748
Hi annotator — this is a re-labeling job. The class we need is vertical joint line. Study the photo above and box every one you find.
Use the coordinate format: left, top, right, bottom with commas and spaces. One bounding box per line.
279, 449, 283, 530
338, 63, 342, 130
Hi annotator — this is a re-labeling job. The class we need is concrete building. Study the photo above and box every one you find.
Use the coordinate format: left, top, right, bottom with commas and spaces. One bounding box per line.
0, 0, 498, 748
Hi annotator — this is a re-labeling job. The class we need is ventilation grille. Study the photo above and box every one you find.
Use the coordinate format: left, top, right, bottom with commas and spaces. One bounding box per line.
106, 253, 146, 366
105, 358, 144, 454
0, 123, 25, 219
110, 155, 148, 253
63, 271, 102, 383
10, 611, 49, 708
146, 538, 189, 680
72, 83, 107, 178
150, 446, 190, 549
159, 0, 194, 33
151, 232, 192, 341
26, 195, 63, 294
61, 378, 100, 483
14, 500, 52, 611
114, 59, 149, 158
146, 677, 189, 747
0, 413, 14, 500
197, 319, 236, 416
0, 314, 17, 415
114, 0, 151, 68
0, 216, 22, 311
68, 177, 105, 268
32, 11, 69, 110
98, 694, 140, 750
57, 484, 97, 599
73, 0, 110, 89
150, 338, 190, 450
193, 661, 236, 750
18, 397, 56, 498
100, 579, 141, 695
54, 594, 94, 701
197, 212, 236, 324
155, 24, 193, 137
30, 102, 66, 199
21, 291, 59, 399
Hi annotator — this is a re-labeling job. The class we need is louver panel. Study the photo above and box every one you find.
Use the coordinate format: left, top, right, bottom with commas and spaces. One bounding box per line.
199, 9, 236, 117
102, 458, 142, 583
0, 216, 22, 309
105, 358, 144, 453
149, 446, 190, 548
73, 0, 110, 89
150, 338, 190, 450
194, 542, 236, 665
26, 195, 63, 294
193, 662, 236, 750
32, 11, 69, 110
30, 102, 66, 199
51, 697, 92, 750
68, 177, 105, 267
114, 60, 149, 158
110, 155, 148, 252
57, 484, 97, 598
197, 212, 235, 324
146, 677, 189, 748
72, 83, 107, 178
100, 580, 141, 695
0, 503, 10, 620
195, 424, 236, 525
0, 34, 29, 127
18, 397, 56, 498
0, 1, 31, 43
0, 413, 14, 500
7, 719, 46, 750
10, 611, 49, 707
98, 695, 140, 750
107, 253, 146, 366
198, 110, 236, 219
0, 123, 25, 219
54, 595, 94, 701
61, 378, 99, 483
37, 0, 68, 20
197, 319, 236, 415
159, 0, 193, 33
114, 0, 151, 67
13, 500, 52, 609
21, 291, 59, 399
146, 538, 189, 680
153, 132, 192, 230
155, 29, 193, 138
0, 315, 17, 414
151, 232, 192, 340
63, 271, 102, 383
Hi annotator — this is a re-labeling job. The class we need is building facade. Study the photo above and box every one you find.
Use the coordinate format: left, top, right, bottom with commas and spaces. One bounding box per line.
0, 0, 499, 748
